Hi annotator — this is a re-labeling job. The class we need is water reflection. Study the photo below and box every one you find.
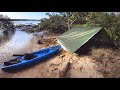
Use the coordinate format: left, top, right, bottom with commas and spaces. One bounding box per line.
0, 31, 14, 46
0, 30, 39, 64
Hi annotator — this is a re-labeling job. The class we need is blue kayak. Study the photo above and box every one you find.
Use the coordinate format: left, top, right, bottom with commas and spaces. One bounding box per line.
1, 45, 61, 71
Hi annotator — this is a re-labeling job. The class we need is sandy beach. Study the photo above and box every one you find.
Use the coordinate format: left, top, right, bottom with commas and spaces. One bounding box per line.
0, 35, 103, 78
0, 35, 120, 78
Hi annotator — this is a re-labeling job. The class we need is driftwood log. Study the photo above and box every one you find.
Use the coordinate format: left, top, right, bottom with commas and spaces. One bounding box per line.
59, 61, 71, 78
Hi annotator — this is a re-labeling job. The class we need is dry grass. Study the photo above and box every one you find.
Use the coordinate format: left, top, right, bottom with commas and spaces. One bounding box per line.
90, 48, 112, 63
90, 48, 120, 78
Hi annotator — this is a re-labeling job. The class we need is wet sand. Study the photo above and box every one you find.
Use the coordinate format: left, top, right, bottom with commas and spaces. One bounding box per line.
0, 36, 103, 78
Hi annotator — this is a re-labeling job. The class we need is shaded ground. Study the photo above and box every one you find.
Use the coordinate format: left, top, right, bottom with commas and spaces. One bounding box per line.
90, 48, 120, 78
0, 35, 120, 78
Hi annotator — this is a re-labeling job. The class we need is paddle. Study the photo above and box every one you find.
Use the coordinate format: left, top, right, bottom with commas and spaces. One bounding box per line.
13, 54, 25, 56
13, 53, 31, 56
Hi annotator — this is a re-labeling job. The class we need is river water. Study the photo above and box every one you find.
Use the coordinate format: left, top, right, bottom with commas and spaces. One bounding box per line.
0, 30, 49, 78
0, 30, 40, 64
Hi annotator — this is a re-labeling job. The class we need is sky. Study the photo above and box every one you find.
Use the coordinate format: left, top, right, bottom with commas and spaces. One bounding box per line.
0, 12, 50, 25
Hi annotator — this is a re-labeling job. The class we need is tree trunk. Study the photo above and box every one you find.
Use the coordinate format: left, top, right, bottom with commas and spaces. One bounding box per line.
67, 18, 77, 30
68, 19, 70, 30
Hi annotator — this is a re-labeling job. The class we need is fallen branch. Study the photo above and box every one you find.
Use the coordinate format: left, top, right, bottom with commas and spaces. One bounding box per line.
59, 61, 71, 78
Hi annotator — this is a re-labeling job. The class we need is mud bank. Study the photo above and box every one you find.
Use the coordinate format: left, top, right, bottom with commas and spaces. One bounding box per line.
0, 35, 104, 78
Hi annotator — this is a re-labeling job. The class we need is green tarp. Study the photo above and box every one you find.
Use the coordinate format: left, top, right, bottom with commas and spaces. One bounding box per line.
57, 26, 103, 53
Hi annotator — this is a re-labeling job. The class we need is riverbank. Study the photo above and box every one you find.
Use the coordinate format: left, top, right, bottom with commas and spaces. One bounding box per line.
17, 35, 120, 78
0, 34, 120, 78
12, 36, 103, 78
0, 35, 98, 78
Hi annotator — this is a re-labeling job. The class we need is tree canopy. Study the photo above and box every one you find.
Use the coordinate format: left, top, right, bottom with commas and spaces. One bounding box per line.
36, 12, 120, 47
38, 14, 67, 34
0, 14, 15, 32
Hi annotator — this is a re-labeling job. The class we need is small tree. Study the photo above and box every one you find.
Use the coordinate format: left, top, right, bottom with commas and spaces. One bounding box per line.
0, 14, 14, 32
59, 12, 89, 30
38, 14, 67, 34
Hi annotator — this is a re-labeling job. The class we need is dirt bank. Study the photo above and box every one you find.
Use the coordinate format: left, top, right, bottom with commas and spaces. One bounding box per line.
0, 35, 119, 78
1, 35, 103, 78
90, 48, 120, 78
8, 49, 102, 78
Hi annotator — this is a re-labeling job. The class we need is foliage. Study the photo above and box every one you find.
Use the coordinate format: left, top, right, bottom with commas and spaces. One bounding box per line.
38, 15, 67, 34
38, 12, 89, 33
0, 14, 15, 32
85, 12, 120, 47
37, 12, 120, 47
59, 12, 89, 29
25, 28, 40, 33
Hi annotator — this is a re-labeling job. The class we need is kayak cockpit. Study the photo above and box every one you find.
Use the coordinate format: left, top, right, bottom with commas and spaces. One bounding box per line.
4, 58, 22, 66
2, 47, 56, 67
3, 53, 37, 66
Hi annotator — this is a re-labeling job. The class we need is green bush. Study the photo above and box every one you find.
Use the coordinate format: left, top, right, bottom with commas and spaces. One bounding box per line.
37, 12, 120, 47
0, 14, 15, 32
